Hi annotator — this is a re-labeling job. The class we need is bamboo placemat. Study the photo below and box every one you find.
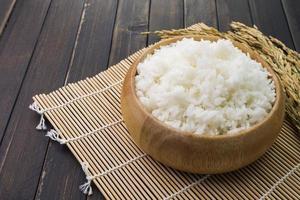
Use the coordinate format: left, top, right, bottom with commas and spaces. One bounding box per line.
30, 23, 300, 200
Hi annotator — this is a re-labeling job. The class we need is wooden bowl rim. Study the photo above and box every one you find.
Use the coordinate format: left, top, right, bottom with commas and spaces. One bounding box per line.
128, 35, 283, 140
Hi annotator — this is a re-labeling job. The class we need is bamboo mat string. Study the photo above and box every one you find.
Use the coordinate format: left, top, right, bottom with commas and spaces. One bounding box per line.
80, 154, 148, 195
163, 175, 210, 200
259, 162, 300, 200
80, 162, 93, 195
46, 119, 124, 144
29, 101, 47, 130
29, 80, 123, 130
45, 129, 66, 144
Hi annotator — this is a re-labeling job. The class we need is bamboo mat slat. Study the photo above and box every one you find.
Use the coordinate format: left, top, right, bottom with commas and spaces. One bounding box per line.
31, 24, 300, 200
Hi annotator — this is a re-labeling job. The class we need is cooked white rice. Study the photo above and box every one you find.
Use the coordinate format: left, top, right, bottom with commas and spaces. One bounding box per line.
135, 38, 276, 135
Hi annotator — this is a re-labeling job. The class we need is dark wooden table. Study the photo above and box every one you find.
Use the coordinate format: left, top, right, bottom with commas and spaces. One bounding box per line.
0, 0, 299, 199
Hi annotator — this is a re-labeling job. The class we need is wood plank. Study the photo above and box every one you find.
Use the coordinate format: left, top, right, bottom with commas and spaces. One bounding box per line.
216, 0, 252, 31
108, 0, 150, 66
0, 0, 16, 35
184, 0, 217, 28
0, 0, 51, 144
35, 0, 118, 199
34, 143, 87, 200
0, 0, 85, 199
249, 0, 294, 49
148, 0, 184, 44
281, 0, 300, 50
65, 0, 118, 83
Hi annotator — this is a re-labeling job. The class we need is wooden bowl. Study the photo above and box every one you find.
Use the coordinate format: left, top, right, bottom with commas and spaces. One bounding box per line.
121, 36, 285, 174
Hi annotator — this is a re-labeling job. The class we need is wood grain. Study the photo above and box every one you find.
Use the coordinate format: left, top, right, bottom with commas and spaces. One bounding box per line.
0, 0, 85, 199
148, 0, 184, 44
108, 0, 150, 66
216, 0, 252, 31
249, 0, 294, 49
0, 0, 16, 35
121, 35, 285, 174
66, 0, 118, 82
184, 0, 217, 28
0, 0, 51, 144
281, 0, 300, 50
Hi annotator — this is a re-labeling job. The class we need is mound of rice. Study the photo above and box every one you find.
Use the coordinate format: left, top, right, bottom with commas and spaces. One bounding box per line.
135, 38, 276, 135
